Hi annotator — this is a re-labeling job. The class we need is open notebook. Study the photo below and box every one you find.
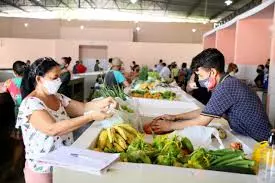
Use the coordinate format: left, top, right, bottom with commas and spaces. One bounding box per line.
38, 146, 120, 175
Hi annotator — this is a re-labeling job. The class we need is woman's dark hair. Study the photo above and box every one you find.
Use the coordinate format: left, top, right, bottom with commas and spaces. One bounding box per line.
181, 63, 187, 69
108, 58, 113, 63
12, 61, 27, 76
258, 64, 265, 70
21, 57, 60, 99
191, 48, 225, 73
62, 57, 72, 65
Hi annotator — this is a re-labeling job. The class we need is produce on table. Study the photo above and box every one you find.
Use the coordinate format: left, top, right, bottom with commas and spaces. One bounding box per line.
119, 135, 255, 174
99, 85, 128, 101
148, 72, 160, 80
93, 124, 140, 153
207, 149, 255, 174
131, 90, 176, 100
120, 135, 193, 167
139, 66, 149, 81
92, 123, 255, 174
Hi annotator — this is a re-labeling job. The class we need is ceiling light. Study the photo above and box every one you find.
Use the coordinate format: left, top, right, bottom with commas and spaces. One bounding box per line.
136, 26, 141, 31
130, 0, 138, 4
24, 23, 28, 27
192, 28, 196, 33
225, 0, 233, 6
80, 25, 84, 30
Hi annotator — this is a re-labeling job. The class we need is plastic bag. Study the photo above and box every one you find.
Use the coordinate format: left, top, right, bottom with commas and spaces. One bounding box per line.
115, 97, 143, 131
169, 126, 224, 149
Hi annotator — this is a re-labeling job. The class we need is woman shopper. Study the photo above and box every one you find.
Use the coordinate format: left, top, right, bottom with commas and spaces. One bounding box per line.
17, 57, 116, 183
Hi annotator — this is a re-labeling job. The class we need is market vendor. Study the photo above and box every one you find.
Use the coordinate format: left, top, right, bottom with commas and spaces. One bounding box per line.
152, 48, 271, 142
17, 57, 116, 183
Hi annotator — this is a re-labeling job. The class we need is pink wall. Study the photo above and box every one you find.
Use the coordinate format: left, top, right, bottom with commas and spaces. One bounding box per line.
216, 25, 236, 64
0, 38, 55, 68
60, 27, 133, 41
0, 38, 202, 71
234, 18, 272, 65
203, 33, 216, 49
0, 17, 213, 44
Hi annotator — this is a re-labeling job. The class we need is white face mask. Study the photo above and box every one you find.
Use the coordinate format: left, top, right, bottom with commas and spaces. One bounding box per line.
43, 78, 62, 95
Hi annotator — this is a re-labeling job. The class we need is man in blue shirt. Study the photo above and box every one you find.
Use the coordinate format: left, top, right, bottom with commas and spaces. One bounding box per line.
104, 57, 130, 88
152, 48, 271, 142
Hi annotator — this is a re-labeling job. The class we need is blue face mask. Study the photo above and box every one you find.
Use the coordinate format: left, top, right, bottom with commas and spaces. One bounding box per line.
198, 78, 209, 88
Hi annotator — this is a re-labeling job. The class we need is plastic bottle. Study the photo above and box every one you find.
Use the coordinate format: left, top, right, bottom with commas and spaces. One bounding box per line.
258, 130, 275, 183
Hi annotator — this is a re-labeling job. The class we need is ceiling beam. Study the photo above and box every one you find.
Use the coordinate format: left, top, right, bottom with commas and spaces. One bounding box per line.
0, 0, 27, 12
84, 0, 96, 8
28, 0, 51, 11
210, 0, 241, 20
113, 0, 120, 10
59, 0, 71, 9
165, 0, 171, 13
186, 0, 202, 17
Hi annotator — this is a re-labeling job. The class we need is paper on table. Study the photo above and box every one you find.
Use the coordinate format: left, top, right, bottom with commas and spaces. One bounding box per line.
38, 146, 120, 175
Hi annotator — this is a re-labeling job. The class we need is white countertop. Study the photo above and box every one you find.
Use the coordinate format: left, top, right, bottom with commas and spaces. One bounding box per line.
53, 88, 258, 183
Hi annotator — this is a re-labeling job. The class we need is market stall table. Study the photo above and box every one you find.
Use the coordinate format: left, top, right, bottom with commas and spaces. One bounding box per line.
53, 89, 258, 183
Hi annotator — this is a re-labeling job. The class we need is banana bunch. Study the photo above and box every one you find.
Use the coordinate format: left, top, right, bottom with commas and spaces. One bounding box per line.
94, 123, 139, 153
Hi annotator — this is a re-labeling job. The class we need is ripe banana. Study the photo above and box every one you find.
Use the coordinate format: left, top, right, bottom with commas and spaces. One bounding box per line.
107, 128, 116, 143
113, 125, 127, 140
114, 133, 127, 150
117, 124, 138, 136
97, 130, 108, 150
113, 142, 124, 152
123, 130, 136, 144
105, 138, 113, 149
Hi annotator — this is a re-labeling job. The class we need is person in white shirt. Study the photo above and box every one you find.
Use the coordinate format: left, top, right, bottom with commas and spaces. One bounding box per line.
156, 59, 163, 72
159, 63, 171, 80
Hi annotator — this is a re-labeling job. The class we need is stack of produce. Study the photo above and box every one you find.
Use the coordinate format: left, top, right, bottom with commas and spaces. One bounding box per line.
139, 66, 149, 81
120, 135, 194, 166
93, 124, 139, 153
130, 90, 176, 100
99, 85, 128, 101
207, 149, 256, 174
119, 134, 256, 174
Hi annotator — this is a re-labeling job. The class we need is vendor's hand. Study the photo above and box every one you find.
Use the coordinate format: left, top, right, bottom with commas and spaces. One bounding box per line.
151, 120, 173, 133
154, 114, 177, 121
88, 110, 113, 121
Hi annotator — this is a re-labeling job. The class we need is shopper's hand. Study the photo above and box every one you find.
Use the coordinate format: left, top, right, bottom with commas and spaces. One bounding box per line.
188, 82, 198, 89
154, 114, 177, 121
88, 110, 113, 121
94, 97, 118, 111
151, 120, 173, 133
